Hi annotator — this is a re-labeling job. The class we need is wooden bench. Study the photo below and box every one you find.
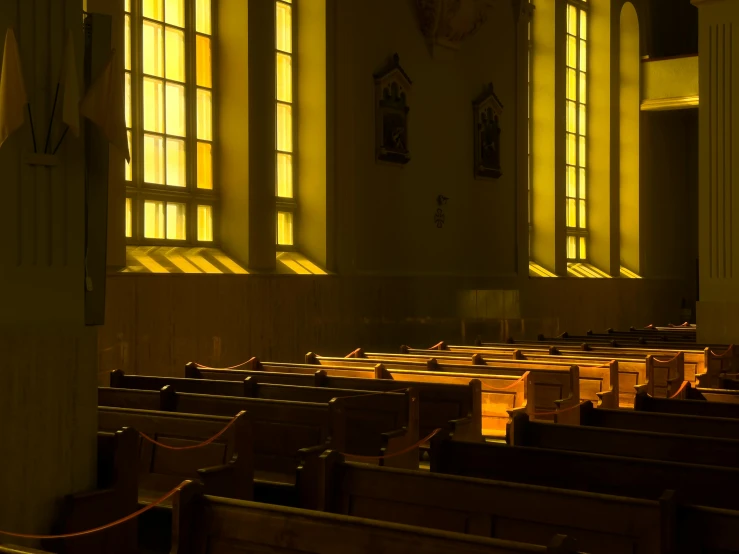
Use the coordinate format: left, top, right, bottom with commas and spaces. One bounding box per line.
353, 349, 618, 409
699, 345, 739, 388
97, 407, 253, 504
317, 451, 666, 554
417, 342, 706, 384
169, 481, 582, 554
579, 400, 739, 440
99, 386, 419, 491
429, 434, 739, 510
49, 428, 138, 554
506, 409, 739, 469
633, 353, 685, 399
186, 365, 483, 442
305, 354, 580, 427
635, 385, 739, 419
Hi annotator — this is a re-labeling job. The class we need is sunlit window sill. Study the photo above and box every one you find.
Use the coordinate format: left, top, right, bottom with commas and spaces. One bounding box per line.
116, 247, 328, 276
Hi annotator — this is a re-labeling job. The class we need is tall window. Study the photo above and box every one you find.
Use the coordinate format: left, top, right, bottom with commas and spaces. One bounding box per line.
565, 1, 588, 261
527, 20, 532, 257
276, 0, 295, 248
124, 0, 216, 244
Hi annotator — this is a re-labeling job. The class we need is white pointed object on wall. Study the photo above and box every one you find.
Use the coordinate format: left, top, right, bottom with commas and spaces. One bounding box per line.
0, 28, 28, 149
80, 48, 130, 162
60, 30, 80, 137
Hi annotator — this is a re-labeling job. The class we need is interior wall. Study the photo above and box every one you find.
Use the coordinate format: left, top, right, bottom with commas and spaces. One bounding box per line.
334, 0, 517, 276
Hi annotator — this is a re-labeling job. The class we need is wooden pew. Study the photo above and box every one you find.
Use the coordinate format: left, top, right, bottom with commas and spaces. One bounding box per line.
318, 451, 666, 554
699, 345, 739, 388
579, 400, 739, 440
677, 505, 739, 553
442, 342, 705, 383
169, 481, 583, 554
506, 409, 739, 469
190, 361, 527, 437
99, 385, 420, 478
0, 548, 55, 553
633, 353, 685, 398
97, 407, 254, 504
49, 429, 138, 554
635, 384, 739, 419
186, 365, 483, 442
353, 349, 618, 409
429, 434, 739, 510
305, 354, 580, 427
687, 385, 739, 403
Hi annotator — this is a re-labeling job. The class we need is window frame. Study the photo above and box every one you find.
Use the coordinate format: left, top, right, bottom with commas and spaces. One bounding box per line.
565, 0, 589, 263
124, 0, 220, 247
275, 0, 298, 251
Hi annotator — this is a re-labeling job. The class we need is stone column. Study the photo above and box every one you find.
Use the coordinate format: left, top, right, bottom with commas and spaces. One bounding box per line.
0, 0, 97, 544
693, 0, 739, 342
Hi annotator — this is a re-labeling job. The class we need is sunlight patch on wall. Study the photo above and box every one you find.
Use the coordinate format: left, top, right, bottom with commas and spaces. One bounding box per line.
529, 262, 557, 278
567, 263, 610, 278
620, 266, 641, 279
276, 251, 327, 275
122, 246, 248, 274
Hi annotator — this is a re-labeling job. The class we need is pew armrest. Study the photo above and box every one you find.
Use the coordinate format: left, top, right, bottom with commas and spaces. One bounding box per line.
447, 416, 482, 442
381, 427, 419, 471
595, 390, 617, 409
295, 443, 330, 510
198, 462, 251, 501
695, 372, 711, 388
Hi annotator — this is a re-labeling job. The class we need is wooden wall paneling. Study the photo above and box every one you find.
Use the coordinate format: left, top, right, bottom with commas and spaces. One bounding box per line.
134, 277, 174, 375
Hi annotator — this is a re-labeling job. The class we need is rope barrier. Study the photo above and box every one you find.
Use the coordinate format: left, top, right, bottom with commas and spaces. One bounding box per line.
651, 352, 684, 364
532, 401, 586, 417
668, 381, 689, 399
480, 374, 526, 391
342, 428, 442, 461
332, 388, 411, 400
138, 411, 244, 450
0, 482, 186, 540
194, 360, 253, 370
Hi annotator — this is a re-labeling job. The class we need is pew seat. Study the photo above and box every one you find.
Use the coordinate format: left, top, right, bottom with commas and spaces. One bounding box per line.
169, 481, 582, 554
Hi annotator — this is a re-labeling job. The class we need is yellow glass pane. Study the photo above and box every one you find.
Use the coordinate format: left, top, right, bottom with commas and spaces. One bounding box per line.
126, 130, 132, 181
166, 138, 186, 187
276, 2, 292, 53
580, 9, 587, 40
197, 89, 212, 140
143, 0, 163, 21
276, 53, 292, 103
166, 83, 186, 136
196, 0, 212, 35
579, 237, 587, 260
166, 202, 187, 240
143, 77, 164, 132
196, 36, 212, 88
579, 200, 587, 228
579, 168, 586, 198
125, 198, 132, 237
567, 133, 576, 165
567, 35, 577, 68
277, 211, 294, 246
567, 199, 577, 227
125, 72, 132, 128
197, 205, 213, 241
579, 104, 586, 135
144, 200, 165, 239
567, 235, 577, 259
165, 0, 185, 27
124, 15, 131, 70
579, 71, 587, 103
276, 103, 293, 152
197, 142, 213, 189
143, 20, 164, 77
567, 166, 576, 197
579, 136, 586, 167
144, 134, 165, 184
580, 40, 587, 71
125, 0, 131, 12
165, 27, 185, 82
277, 152, 293, 198
566, 68, 576, 101
567, 5, 577, 35
567, 101, 576, 133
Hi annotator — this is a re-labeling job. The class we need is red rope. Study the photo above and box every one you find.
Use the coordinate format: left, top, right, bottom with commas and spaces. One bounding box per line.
0, 482, 186, 540
669, 381, 689, 399
139, 411, 244, 450
342, 428, 442, 461
194, 360, 253, 370
480, 374, 526, 391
